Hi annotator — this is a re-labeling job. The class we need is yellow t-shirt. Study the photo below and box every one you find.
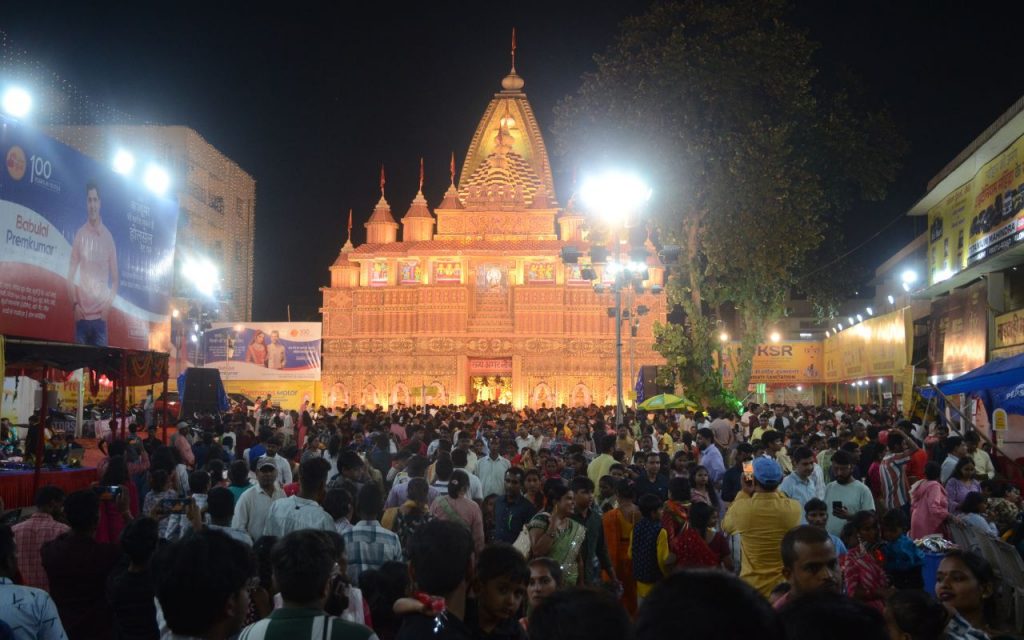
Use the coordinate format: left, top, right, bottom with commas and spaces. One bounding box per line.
721, 491, 802, 598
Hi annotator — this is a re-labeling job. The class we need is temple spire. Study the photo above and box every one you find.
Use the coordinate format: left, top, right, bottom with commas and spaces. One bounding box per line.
449, 151, 456, 185
341, 208, 354, 253
419, 157, 425, 191
379, 164, 386, 196
501, 28, 525, 93
511, 27, 517, 73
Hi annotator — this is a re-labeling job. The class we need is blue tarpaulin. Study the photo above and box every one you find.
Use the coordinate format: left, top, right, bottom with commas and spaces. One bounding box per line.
921, 352, 1024, 398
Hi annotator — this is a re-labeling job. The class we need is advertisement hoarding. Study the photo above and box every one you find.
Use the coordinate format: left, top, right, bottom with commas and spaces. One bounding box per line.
927, 132, 1024, 285
0, 117, 178, 349
823, 307, 913, 382
719, 341, 823, 385
202, 322, 321, 380
927, 282, 987, 377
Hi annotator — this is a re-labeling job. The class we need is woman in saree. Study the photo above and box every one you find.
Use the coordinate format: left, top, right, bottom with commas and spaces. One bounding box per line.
527, 479, 586, 586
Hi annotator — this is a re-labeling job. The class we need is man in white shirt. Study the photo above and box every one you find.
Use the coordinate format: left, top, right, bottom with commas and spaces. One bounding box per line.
231, 460, 285, 540
259, 439, 292, 485
515, 427, 536, 454
475, 445, 511, 499
452, 449, 483, 501
263, 458, 335, 537
266, 330, 286, 369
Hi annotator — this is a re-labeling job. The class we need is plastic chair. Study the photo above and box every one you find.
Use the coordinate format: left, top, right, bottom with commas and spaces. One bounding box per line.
947, 520, 983, 553
983, 537, 1024, 630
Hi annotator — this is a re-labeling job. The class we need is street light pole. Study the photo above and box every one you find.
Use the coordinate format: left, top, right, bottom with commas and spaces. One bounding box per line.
615, 281, 624, 427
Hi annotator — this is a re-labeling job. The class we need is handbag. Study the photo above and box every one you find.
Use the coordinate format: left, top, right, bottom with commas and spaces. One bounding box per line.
513, 524, 533, 558
514, 512, 549, 558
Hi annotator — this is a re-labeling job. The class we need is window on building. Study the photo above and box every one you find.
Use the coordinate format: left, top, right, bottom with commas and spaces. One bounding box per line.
235, 197, 243, 216
209, 195, 225, 214
234, 240, 243, 263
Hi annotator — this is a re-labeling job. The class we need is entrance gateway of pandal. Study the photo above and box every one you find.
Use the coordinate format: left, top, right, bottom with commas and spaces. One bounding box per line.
320, 60, 668, 409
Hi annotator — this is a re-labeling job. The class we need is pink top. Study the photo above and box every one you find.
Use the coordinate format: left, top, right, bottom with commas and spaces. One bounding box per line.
910, 480, 949, 539
70, 221, 117, 319
429, 494, 485, 554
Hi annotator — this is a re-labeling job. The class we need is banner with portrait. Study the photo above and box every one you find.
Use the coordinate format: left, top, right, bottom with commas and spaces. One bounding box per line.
0, 115, 178, 349
202, 322, 321, 380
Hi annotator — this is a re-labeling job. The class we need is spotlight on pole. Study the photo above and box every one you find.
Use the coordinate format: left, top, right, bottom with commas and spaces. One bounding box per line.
769, 331, 781, 343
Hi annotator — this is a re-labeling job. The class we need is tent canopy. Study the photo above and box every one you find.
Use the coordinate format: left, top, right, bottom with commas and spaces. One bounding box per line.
922, 351, 1024, 398
3, 337, 169, 385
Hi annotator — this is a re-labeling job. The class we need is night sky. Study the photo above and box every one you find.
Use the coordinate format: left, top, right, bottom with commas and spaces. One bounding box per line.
2, 2, 1021, 320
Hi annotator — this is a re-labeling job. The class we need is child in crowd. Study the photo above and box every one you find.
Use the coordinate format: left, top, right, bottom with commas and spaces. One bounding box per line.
472, 544, 529, 640
630, 493, 675, 603
879, 509, 924, 589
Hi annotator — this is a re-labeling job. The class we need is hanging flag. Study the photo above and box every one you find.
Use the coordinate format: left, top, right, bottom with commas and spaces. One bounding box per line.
347, 209, 353, 235
380, 165, 386, 193
449, 152, 456, 184
635, 368, 646, 404
419, 157, 424, 190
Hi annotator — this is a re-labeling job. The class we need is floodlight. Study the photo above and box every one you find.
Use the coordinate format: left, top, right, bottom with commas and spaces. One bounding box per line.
143, 164, 171, 196
112, 150, 135, 175
1, 87, 31, 118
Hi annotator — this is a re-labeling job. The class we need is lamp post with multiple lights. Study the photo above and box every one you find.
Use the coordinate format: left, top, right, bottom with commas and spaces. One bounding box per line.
559, 171, 678, 427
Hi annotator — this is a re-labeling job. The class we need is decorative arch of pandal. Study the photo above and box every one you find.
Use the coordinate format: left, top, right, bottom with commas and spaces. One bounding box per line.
362, 383, 378, 408
570, 382, 591, 407
392, 381, 411, 407
330, 382, 350, 408
531, 381, 553, 408
429, 381, 448, 405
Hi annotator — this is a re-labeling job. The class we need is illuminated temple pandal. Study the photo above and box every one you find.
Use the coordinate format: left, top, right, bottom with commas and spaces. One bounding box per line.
321, 57, 666, 409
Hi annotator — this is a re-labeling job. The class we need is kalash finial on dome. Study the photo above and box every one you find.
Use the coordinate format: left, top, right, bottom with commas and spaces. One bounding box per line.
501, 27, 525, 93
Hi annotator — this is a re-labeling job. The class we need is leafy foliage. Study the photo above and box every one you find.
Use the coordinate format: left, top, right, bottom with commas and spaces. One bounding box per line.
554, 0, 904, 401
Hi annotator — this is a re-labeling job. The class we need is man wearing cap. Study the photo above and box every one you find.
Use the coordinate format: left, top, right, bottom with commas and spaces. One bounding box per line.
260, 435, 292, 485
231, 457, 285, 540
721, 457, 802, 598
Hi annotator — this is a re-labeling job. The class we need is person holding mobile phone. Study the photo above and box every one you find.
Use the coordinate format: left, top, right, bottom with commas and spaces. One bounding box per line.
822, 450, 875, 537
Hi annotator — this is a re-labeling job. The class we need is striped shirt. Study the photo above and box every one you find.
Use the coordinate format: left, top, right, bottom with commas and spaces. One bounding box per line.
341, 521, 402, 583
238, 607, 376, 640
880, 451, 911, 510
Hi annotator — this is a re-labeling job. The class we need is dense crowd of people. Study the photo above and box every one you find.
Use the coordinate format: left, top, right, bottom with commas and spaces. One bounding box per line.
1, 400, 1023, 639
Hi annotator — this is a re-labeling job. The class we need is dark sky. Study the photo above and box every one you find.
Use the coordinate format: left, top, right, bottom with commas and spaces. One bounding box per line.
2, 1, 1022, 320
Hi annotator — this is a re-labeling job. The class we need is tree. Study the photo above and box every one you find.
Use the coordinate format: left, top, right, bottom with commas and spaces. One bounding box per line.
553, 0, 904, 404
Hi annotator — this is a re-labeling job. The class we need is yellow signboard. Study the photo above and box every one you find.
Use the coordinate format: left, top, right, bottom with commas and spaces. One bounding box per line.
927, 133, 1024, 285
220, 381, 318, 411
823, 308, 912, 382
994, 408, 1008, 431
720, 342, 823, 385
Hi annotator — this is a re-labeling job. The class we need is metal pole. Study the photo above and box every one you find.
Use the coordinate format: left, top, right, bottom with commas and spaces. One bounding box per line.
33, 370, 48, 497
615, 281, 624, 427
75, 368, 84, 439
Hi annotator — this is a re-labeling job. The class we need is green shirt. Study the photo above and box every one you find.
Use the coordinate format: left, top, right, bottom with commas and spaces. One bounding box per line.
238, 607, 377, 640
